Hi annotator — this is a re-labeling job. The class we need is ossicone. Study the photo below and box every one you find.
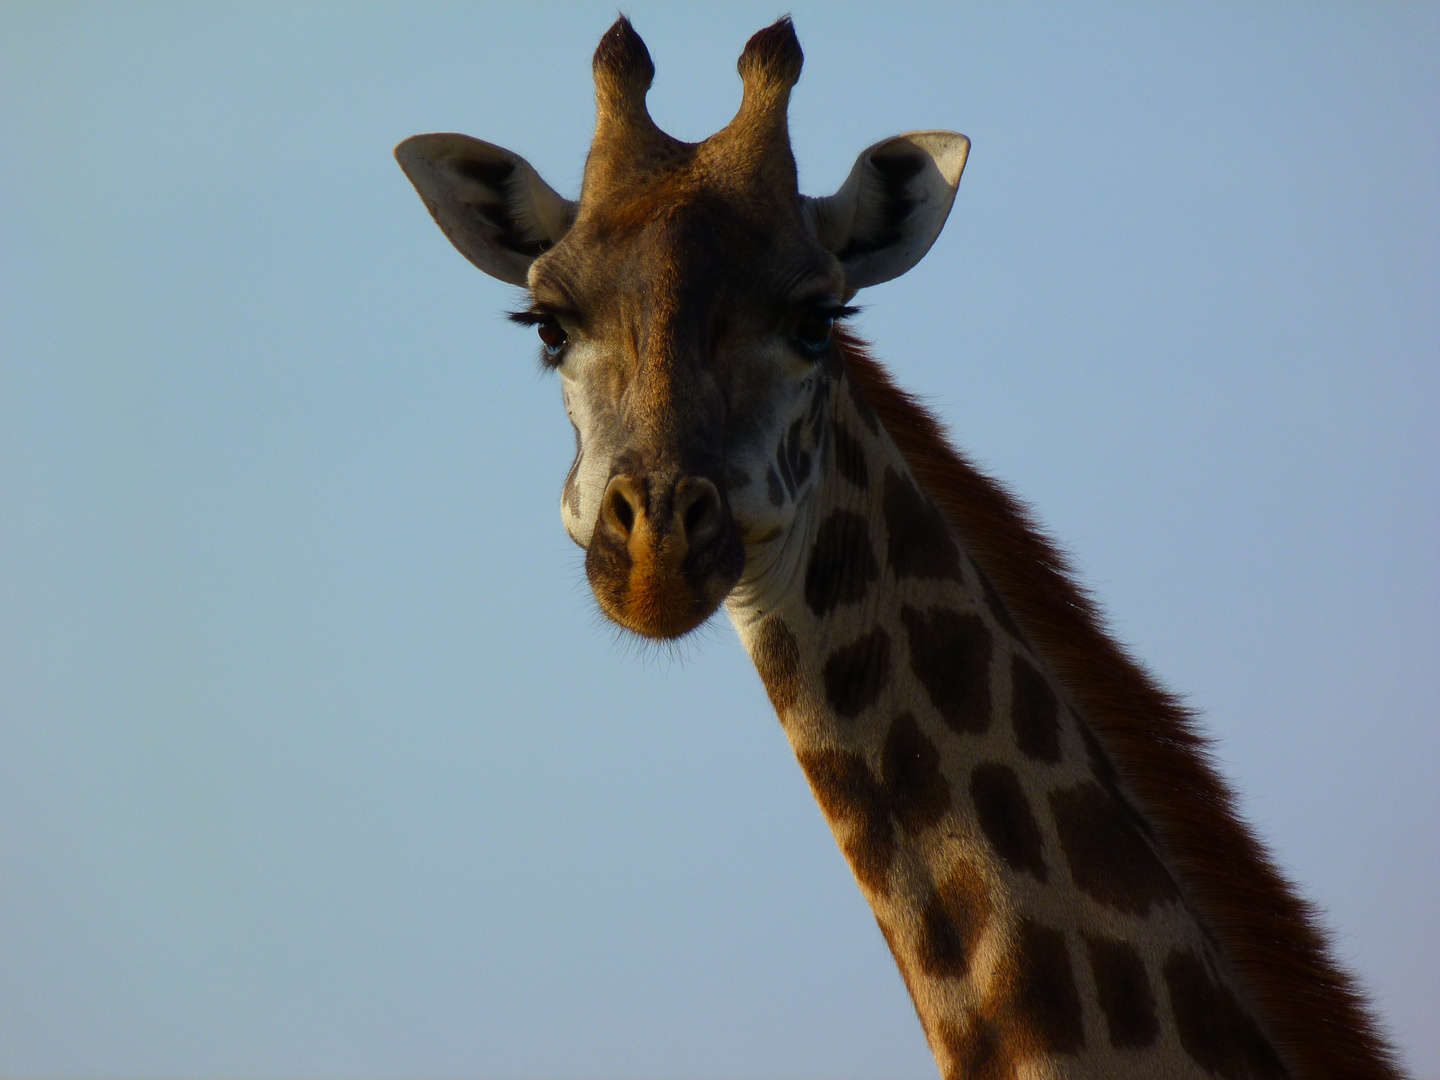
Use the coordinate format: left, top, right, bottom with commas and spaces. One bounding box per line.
736, 17, 804, 92
593, 17, 656, 127
726, 17, 804, 152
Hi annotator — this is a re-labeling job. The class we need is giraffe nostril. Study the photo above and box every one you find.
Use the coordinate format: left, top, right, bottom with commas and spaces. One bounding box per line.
677, 478, 723, 550
601, 475, 644, 540
685, 500, 706, 532
612, 490, 636, 535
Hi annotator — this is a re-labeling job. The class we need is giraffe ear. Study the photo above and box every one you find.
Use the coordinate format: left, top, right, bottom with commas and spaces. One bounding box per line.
803, 131, 969, 293
395, 133, 577, 285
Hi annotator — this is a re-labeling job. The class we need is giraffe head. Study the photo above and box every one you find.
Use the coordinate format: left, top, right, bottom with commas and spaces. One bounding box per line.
397, 18, 968, 638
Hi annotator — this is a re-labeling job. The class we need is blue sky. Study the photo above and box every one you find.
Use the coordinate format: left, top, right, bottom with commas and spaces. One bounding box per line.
2, 4, 1436, 1077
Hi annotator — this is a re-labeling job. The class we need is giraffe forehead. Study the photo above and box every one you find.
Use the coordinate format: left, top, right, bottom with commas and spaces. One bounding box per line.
539, 186, 823, 317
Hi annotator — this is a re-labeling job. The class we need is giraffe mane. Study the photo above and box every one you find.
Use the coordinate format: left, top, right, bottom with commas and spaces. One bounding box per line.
839, 329, 1398, 1080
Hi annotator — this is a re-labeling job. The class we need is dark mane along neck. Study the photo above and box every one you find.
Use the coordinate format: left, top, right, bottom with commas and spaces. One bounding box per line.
839, 332, 1397, 1080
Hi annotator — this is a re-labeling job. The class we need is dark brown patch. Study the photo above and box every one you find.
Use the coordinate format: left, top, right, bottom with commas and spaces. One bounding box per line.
796, 747, 893, 894
1004, 918, 1086, 1054
1084, 933, 1158, 1048
881, 712, 950, 837
1010, 654, 1061, 762
883, 467, 964, 581
845, 372, 880, 434
765, 465, 785, 507
796, 715, 953, 899
940, 1013, 1011, 1080
939, 922, 1083, 1076
1165, 949, 1287, 1078
822, 627, 891, 718
804, 509, 879, 616
969, 764, 1047, 880
1050, 781, 1178, 914
917, 854, 991, 979
750, 617, 801, 717
832, 421, 869, 490
900, 605, 992, 735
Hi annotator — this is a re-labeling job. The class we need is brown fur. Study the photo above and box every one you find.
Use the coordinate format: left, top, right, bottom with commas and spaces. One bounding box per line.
840, 330, 1399, 1080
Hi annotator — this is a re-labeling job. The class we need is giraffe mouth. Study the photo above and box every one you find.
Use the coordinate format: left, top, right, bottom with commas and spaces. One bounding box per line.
583, 480, 746, 638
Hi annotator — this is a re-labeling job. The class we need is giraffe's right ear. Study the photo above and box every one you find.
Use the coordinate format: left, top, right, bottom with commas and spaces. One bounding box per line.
395, 133, 577, 286
803, 131, 969, 295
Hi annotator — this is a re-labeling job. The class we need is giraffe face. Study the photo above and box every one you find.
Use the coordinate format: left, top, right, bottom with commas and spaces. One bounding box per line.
396, 17, 968, 638
521, 185, 845, 637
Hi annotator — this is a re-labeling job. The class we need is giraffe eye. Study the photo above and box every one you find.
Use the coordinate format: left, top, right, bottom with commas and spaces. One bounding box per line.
795, 311, 834, 356
536, 318, 569, 358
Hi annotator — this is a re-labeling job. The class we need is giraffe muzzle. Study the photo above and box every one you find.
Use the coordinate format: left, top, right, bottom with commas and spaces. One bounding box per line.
585, 472, 745, 638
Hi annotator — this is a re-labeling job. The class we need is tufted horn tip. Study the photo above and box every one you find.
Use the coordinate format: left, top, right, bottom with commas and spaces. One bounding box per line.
594, 16, 655, 113
736, 16, 803, 92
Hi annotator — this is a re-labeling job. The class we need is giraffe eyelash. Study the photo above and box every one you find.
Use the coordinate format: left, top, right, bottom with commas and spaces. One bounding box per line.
812, 302, 860, 321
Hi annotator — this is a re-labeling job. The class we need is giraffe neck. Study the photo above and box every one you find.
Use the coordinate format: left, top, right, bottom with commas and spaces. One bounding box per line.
726, 366, 1286, 1079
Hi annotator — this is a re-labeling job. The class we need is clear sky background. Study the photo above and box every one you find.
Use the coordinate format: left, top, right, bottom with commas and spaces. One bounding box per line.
2, 4, 1436, 1078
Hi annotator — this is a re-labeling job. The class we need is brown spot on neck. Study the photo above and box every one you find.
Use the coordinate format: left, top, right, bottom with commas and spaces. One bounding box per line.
916, 855, 991, 980
1084, 932, 1159, 1049
804, 509, 880, 616
969, 764, 1047, 881
900, 605, 993, 735
821, 627, 892, 719
1049, 781, 1179, 915
751, 616, 801, 717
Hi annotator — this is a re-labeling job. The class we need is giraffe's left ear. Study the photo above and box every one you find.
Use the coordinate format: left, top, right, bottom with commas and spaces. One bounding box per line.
803, 131, 969, 294
395, 133, 576, 285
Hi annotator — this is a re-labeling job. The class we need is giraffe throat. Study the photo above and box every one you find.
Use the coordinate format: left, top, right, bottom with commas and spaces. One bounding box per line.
727, 358, 1286, 1080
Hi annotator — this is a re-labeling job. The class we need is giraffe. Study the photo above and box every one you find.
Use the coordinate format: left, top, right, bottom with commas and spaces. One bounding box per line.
395, 18, 1398, 1080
